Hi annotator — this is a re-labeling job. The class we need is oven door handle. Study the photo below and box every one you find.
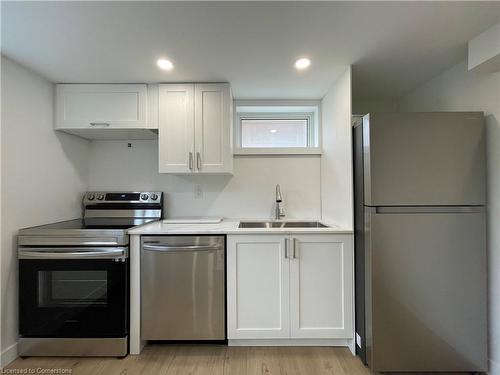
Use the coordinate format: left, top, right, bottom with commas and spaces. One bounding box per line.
18, 247, 127, 259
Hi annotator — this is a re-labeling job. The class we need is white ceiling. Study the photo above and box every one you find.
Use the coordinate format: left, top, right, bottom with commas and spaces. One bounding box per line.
2, 1, 500, 99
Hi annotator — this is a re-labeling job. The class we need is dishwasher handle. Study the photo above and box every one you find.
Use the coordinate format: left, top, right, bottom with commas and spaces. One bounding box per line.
142, 244, 221, 252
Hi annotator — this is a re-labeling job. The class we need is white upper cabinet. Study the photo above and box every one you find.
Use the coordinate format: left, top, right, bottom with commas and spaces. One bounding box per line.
159, 83, 233, 174
55, 84, 157, 140
158, 84, 195, 174
194, 84, 233, 173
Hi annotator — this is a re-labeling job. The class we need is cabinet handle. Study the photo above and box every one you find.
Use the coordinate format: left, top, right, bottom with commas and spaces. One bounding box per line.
292, 238, 298, 259
89, 122, 110, 127
189, 152, 194, 170
284, 238, 288, 259
196, 152, 202, 170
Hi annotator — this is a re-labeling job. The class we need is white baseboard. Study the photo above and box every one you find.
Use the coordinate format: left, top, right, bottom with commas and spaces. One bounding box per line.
228, 338, 352, 347
490, 358, 500, 375
0, 342, 18, 368
347, 339, 356, 355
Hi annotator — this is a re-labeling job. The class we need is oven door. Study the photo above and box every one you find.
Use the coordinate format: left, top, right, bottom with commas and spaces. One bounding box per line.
19, 252, 128, 338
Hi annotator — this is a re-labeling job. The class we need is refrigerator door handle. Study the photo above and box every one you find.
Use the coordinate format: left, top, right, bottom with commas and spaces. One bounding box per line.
374, 206, 483, 214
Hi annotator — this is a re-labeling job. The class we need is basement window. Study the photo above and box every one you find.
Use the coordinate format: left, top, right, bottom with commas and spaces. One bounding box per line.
234, 102, 321, 155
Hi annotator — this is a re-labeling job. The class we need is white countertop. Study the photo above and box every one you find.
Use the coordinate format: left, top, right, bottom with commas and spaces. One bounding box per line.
128, 219, 353, 235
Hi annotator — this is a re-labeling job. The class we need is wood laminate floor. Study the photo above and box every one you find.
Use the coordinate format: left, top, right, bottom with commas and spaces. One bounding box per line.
6, 344, 371, 375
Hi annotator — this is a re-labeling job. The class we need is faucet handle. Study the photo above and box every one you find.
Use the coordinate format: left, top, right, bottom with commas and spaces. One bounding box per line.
279, 207, 286, 218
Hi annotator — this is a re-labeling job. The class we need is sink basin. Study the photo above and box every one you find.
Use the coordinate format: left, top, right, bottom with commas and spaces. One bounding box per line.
283, 221, 328, 228
239, 221, 285, 228
238, 221, 328, 229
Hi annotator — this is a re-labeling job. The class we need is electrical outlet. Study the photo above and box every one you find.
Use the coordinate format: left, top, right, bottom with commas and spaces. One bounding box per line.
194, 184, 203, 199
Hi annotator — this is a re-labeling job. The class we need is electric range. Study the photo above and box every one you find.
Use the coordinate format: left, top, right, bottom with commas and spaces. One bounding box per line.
17, 191, 163, 357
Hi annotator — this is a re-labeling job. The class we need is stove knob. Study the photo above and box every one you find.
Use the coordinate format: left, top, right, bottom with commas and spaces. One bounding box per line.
150, 194, 159, 201
141, 194, 149, 201
87, 194, 95, 200
97, 194, 105, 200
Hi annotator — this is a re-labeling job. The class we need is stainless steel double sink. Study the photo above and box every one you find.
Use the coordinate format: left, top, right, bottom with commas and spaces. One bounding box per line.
238, 221, 328, 229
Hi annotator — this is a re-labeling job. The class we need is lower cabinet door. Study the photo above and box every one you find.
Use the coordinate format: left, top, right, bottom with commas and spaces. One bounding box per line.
289, 234, 354, 339
227, 235, 290, 339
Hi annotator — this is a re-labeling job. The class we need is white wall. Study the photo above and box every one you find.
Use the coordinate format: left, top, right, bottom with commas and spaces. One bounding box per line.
320, 66, 353, 229
468, 22, 500, 73
399, 60, 500, 375
87, 140, 321, 220
352, 98, 399, 115
0, 56, 90, 366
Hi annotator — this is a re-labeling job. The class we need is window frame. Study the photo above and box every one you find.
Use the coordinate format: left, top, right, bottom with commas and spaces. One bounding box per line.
233, 100, 322, 155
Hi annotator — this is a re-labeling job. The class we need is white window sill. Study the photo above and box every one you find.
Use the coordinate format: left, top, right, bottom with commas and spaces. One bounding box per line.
233, 147, 322, 156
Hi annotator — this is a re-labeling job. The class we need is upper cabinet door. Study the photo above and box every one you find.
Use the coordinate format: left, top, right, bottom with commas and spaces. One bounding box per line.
289, 234, 354, 339
55, 84, 148, 129
194, 84, 233, 174
158, 84, 195, 174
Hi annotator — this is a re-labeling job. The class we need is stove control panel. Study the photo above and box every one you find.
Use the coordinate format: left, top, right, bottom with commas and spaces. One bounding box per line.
83, 191, 163, 205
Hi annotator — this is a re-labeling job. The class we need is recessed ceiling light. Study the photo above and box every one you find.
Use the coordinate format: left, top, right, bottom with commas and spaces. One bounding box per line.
270, 129, 278, 133
157, 58, 174, 71
294, 57, 311, 70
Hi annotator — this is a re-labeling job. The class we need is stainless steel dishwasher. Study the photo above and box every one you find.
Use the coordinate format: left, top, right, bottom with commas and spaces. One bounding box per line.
141, 236, 225, 340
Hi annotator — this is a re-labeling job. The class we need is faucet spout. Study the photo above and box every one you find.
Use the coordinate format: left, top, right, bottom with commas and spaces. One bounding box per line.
276, 184, 282, 203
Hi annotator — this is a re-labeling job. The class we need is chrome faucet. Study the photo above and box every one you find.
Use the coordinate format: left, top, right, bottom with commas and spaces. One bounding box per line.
274, 184, 285, 220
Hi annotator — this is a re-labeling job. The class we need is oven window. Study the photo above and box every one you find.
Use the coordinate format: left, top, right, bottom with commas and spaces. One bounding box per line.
38, 270, 108, 307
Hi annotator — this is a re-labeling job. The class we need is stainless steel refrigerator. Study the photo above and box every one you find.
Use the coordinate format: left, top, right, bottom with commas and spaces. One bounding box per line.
353, 112, 488, 372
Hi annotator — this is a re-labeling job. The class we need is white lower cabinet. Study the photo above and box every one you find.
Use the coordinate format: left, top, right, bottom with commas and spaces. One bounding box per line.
227, 234, 354, 342
289, 234, 353, 339
226, 235, 290, 338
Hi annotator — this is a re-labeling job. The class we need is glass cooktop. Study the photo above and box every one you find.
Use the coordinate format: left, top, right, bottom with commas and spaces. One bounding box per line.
20, 218, 155, 231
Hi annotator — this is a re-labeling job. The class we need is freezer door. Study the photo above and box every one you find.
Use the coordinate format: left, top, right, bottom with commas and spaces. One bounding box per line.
365, 206, 487, 372
363, 112, 485, 206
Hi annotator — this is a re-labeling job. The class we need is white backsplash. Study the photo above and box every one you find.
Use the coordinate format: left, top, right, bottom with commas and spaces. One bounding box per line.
87, 140, 321, 220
